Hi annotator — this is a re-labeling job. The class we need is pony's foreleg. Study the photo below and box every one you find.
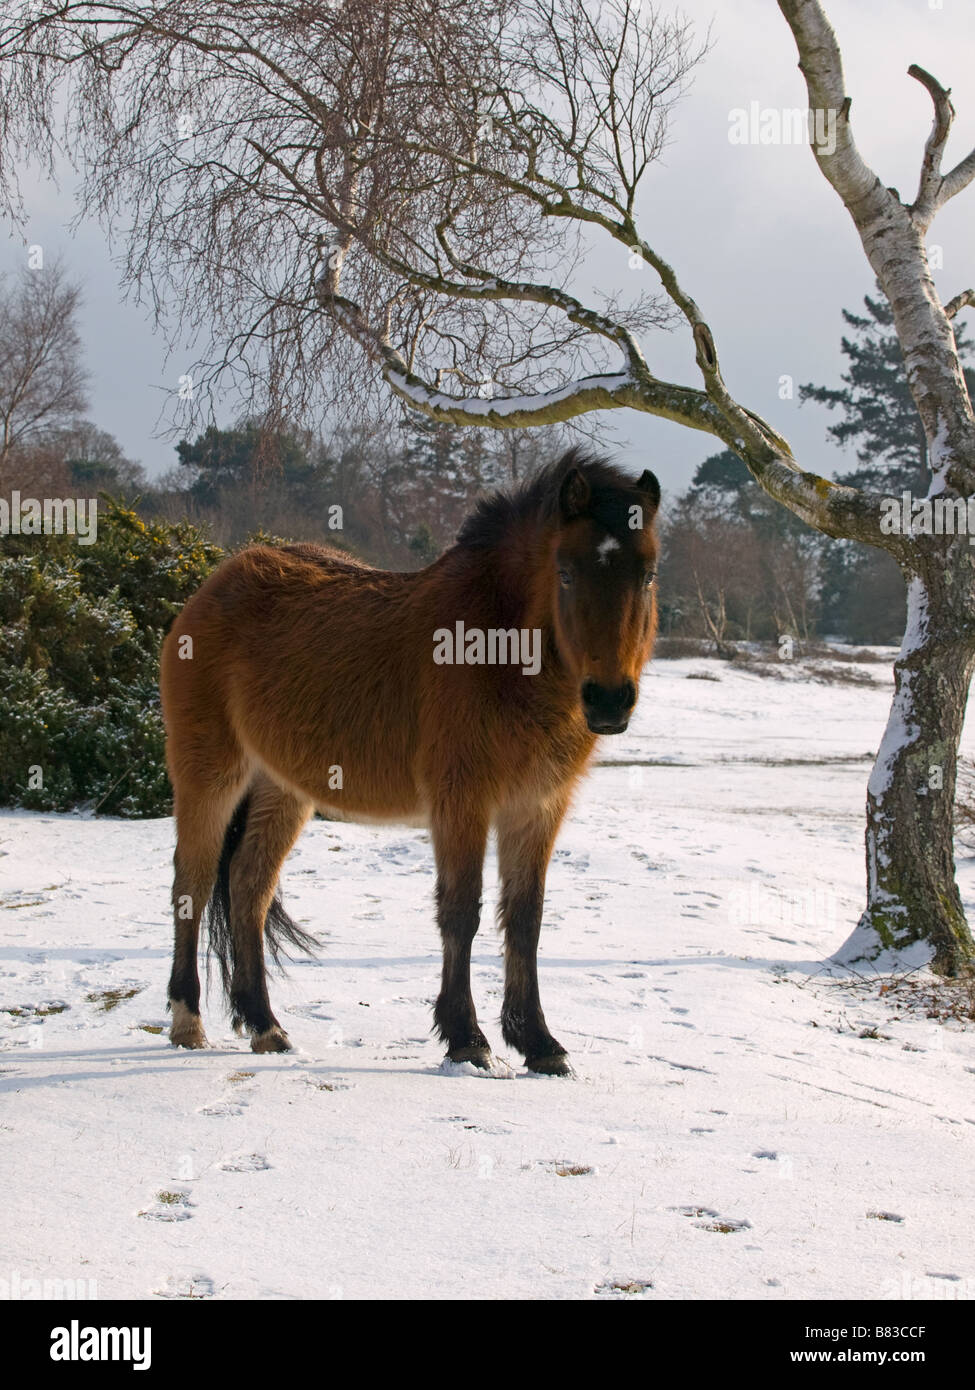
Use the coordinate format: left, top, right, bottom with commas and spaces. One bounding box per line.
496, 797, 572, 1076
169, 787, 244, 1049
431, 809, 491, 1068
228, 779, 312, 1053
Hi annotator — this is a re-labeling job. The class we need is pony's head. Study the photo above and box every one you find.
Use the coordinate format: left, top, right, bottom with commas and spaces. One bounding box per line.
547, 455, 660, 734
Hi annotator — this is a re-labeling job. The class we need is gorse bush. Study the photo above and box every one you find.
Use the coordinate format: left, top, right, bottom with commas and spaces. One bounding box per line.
0, 498, 222, 816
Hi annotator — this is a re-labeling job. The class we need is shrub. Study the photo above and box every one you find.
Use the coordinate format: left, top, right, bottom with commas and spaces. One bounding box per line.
0, 498, 222, 816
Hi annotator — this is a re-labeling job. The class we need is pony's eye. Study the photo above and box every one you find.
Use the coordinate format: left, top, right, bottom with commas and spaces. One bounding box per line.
644, 570, 656, 590
558, 568, 573, 588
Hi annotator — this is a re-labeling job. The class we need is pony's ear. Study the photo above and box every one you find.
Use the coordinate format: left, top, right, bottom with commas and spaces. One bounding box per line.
559, 467, 591, 519
636, 468, 661, 516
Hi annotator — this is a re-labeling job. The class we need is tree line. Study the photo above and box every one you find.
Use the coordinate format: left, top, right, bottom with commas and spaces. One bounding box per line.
4, 262, 962, 648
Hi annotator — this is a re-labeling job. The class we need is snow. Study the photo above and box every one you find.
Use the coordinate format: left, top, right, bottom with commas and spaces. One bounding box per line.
866, 671, 919, 803
2, 654, 975, 1301
865, 580, 927, 804
927, 417, 952, 496
387, 369, 635, 418
900, 576, 930, 657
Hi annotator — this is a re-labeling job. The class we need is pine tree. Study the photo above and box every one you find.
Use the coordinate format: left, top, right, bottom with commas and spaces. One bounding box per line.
800, 293, 975, 643
800, 292, 975, 492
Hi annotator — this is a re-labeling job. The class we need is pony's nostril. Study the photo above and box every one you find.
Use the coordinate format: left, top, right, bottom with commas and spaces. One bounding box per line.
581, 680, 635, 715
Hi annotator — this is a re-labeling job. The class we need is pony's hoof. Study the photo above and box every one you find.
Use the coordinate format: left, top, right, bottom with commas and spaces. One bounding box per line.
169, 1003, 209, 1049
251, 1026, 292, 1054
447, 1044, 494, 1070
526, 1052, 574, 1077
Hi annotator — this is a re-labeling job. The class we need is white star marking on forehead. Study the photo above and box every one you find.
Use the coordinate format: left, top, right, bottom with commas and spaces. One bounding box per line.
596, 535, 620, 565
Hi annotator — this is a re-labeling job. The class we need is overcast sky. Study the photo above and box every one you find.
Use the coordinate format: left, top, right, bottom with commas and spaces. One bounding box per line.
3, 0, 974, 499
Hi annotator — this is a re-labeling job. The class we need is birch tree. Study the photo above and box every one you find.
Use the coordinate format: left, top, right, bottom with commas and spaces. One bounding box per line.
0, 260, 88, 471
3, 0, 974, 970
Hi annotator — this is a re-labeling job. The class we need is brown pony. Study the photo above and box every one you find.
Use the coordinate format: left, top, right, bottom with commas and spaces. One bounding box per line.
160, 447, 660, 1074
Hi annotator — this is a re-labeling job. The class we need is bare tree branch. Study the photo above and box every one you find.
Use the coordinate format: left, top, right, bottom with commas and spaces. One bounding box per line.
779, 0, 975, 495
945, 289, 975, 321
907, 63, 955, 229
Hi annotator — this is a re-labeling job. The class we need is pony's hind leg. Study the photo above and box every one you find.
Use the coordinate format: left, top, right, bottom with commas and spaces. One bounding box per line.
227, 775, 313, 1053
496, 795, 573, 1076
431, 806, 492, 1068
169, 780, 246, 1049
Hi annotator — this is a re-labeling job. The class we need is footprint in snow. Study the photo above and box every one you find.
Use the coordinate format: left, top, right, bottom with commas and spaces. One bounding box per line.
522, 1159, 595, 1177
198, 1100, 246, 1117
286, 1001, 335, 1021
594, 1278, 653, 1298
553, 849, 589, 871
152, 1273, 216, 1299
139, 1190, 194, 1222
197, 1069, 259, 1117
696, 1216, 751, 1234
671, 1205, 751, 1233
218, 1152, 271, 1172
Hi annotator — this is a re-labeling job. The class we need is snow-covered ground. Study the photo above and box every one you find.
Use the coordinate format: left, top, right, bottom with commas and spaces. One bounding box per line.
2, 654, 974, 1301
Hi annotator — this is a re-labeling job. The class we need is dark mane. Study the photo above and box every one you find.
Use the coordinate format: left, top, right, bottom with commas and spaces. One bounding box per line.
456, 445, 649, 550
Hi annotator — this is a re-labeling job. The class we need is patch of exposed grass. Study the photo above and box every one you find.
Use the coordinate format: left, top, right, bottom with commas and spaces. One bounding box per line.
1, 1002, 69, 1018
86, 987, 143, 1012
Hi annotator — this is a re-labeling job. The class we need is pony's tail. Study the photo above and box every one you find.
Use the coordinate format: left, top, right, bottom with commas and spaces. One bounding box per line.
205, 793, 319, 1000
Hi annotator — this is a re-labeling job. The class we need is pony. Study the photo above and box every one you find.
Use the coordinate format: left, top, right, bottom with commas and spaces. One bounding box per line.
160, 446, 660, 1074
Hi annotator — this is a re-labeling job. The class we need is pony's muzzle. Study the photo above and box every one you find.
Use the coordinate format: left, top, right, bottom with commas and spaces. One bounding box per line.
581, 679, 636, 734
